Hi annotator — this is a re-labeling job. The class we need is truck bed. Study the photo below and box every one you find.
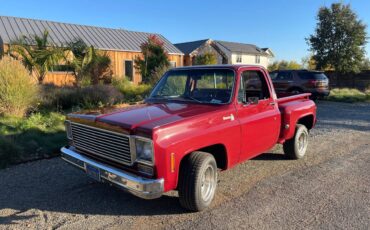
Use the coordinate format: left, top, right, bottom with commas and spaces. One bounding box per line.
276, 93, 316, 143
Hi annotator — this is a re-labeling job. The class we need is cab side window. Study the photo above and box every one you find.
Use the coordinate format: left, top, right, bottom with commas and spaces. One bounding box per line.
238, 71, 271, 103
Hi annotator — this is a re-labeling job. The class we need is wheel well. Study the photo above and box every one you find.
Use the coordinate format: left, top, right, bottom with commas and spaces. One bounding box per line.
198, 144, 228, 169
297, 115, 314, 130
180, 144, 228, 170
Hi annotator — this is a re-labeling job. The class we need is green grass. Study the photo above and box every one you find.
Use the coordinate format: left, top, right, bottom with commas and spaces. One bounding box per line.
326, 88, 370, 103
0, 112, 66, 168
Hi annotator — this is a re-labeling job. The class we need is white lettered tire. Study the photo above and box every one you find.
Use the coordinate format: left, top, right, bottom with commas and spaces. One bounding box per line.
283, 124, 309, 159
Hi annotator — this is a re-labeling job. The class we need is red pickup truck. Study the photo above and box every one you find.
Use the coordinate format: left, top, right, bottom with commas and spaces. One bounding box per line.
61, 65, 316, 211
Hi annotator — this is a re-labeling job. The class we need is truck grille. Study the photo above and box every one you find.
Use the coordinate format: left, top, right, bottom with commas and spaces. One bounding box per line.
70, 122, 132, 165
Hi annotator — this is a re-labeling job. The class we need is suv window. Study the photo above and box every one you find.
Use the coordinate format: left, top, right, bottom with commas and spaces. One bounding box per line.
238, 71, 270, 102
275, 72, 293, 81
298, 72, 327, 80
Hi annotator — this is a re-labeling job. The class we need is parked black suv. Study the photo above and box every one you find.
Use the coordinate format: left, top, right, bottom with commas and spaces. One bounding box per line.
269, 70, 330, 99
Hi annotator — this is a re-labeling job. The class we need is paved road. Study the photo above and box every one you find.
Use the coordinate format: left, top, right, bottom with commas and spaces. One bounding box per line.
0, 101, 369, 230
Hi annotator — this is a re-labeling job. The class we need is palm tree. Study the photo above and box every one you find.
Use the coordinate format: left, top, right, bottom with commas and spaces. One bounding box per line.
9, 30, 65, 84
66, 39, 111, 85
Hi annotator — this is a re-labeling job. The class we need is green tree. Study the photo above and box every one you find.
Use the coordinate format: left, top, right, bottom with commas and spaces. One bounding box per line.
287, 61, 302, 70
267, 61, 280, 71
301, 55, 317, 70
135, 35, 169, 84
307, 3, 367, 73
66, 39, 111, 85
360, 58, 370, 70
268, 60, 302, 71
86, 52, 112, 85
9, 30, 65, 84
194, 52, 217, 65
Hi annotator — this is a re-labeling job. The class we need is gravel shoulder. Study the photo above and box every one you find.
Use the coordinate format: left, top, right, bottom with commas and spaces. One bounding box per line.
0, 101, 369, 230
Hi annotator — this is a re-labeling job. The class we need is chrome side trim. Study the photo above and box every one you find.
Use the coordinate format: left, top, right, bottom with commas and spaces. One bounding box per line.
61, 147, 164, 199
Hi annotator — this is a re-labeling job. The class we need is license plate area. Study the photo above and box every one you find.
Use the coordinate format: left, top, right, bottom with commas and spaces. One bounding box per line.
85, 163, 101, 182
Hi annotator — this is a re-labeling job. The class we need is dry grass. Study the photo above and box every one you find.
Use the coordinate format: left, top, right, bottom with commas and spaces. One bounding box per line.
327, 88, 370, 103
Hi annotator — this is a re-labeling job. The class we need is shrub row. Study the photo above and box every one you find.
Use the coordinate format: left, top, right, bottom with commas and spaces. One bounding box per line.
112, 78, 152, 103
40, 84, 124, 111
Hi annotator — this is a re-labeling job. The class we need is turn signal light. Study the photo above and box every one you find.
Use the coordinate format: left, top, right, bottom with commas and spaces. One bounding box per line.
171, 153, 175, 173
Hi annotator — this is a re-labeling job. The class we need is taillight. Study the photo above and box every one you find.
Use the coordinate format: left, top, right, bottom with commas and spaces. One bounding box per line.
308, 79, 317, 86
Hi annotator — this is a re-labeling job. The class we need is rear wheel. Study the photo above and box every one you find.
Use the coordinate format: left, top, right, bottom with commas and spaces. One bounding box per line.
178, 151, 218, 211
283, 124, 309, 159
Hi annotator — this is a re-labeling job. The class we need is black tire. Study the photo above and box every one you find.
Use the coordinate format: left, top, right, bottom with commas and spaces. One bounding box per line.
283, 124, 309, 159
178, 151, 218, 211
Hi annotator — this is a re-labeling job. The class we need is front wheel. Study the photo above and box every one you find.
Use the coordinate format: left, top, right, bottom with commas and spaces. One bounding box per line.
178, 151, 218, 211
283, 124, 309, 159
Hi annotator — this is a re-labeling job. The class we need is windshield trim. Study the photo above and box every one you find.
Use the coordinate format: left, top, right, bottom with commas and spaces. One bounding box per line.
146, 68, 237, 105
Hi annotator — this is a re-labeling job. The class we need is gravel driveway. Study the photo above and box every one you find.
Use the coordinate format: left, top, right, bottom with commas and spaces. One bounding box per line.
0, 101, 369, 230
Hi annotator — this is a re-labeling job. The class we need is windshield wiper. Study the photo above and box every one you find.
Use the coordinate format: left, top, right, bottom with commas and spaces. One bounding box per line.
182, 95, 204, 104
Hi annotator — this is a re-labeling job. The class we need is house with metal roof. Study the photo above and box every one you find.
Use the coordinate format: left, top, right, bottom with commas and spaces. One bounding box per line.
175, 39, 274, 68
0, 16, 184, 85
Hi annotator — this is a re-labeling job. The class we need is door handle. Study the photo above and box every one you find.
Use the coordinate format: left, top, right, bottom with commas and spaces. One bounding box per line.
223, 114, 235, 121
269, 102, 276, 106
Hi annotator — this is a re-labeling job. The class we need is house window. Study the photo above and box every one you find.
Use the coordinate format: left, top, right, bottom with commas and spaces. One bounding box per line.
255, 55, 261, 64
236, 54, 242, 63
125, 60, 133, 81
169, 61, 176, 68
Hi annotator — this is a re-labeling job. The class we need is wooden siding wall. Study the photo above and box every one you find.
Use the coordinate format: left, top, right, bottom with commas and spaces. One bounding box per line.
106, 50, 183, 84
44, 72, 75, 86
3, 43, 183, 86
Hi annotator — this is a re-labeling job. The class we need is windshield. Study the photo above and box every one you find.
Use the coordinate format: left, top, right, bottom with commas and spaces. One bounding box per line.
148, 69, 235, 104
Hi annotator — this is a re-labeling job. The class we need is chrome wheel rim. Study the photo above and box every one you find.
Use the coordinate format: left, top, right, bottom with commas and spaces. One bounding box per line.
297, 131, 308, 155
201, 165, 216, 202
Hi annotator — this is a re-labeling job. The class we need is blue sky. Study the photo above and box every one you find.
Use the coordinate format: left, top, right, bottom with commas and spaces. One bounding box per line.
1, 0, 369, 62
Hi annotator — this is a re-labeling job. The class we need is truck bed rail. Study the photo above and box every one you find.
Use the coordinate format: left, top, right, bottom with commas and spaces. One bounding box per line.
276, 93, 311, 104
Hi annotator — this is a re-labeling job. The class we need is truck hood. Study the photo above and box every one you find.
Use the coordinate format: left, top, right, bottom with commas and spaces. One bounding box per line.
68, 102, 224, 133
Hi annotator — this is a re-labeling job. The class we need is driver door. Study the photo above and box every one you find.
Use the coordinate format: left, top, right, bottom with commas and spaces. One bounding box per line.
236, 69, 280, 161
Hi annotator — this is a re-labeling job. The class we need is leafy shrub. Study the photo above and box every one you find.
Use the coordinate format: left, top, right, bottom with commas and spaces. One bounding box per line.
327, 88, 368, 103
134, 35, 169, 84
79, 85, 123, 109
40, 84, 123, 111
0, 112, 66, 168
0, 56, 38, 117
194, 52, 217, 65
149, 64, 169, 85
112, 78, 152, 103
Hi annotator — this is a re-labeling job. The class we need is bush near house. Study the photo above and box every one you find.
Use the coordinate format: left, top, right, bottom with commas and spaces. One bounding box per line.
134, 35, 170, 84
40, 84, 123, 111
0, 56, 38, 117
112, 78, 152, 103
193, 52, 217, 65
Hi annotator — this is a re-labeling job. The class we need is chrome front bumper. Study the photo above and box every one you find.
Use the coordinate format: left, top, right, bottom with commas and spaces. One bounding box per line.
60, 147, 164, 199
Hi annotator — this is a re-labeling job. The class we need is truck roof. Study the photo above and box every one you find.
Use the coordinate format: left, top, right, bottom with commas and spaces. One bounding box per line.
173, 64, 266, 71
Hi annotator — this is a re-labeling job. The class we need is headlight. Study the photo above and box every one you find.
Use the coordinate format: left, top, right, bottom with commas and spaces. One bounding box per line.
135, 137, 154, 164
65, 120, 73, 140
